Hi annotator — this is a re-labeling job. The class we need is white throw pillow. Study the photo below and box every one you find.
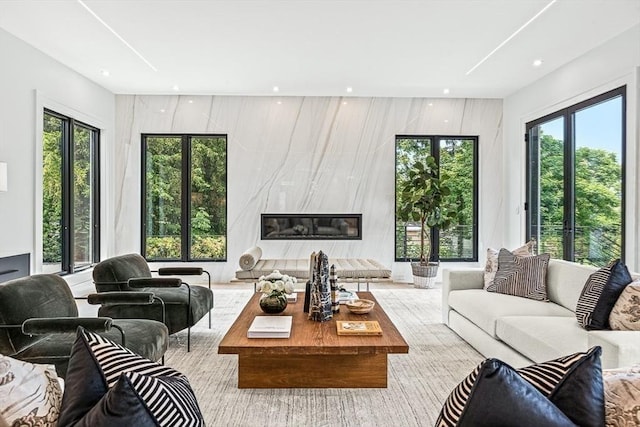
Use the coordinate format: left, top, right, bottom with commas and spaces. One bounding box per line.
484, 240, 535, 289
0, 354, 62, 426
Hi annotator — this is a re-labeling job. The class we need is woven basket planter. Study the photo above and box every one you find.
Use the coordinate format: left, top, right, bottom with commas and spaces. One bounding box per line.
411, 262, 439, 289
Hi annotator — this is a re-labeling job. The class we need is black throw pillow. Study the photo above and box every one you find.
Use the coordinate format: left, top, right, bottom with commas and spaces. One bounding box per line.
436, 359, 575, 427
590, 260, 632, 329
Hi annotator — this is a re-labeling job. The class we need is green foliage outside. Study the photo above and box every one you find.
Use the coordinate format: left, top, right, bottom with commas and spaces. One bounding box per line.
42, 114, 63, 264
536, 134, 621, 265
144, 136, 227, 261
396, 137, 475, 261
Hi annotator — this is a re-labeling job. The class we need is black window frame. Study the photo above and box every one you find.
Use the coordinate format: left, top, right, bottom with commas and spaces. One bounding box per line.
525, 86, 626, 263
42, 108, 101, 274
395, 135, 479, 262
141, 133, 228, 262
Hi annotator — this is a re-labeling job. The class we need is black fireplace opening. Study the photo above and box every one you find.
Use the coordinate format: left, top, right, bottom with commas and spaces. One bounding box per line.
261, 214, 362, 240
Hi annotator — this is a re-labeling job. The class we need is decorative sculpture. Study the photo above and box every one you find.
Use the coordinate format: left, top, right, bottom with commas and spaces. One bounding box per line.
308, 251, 333, 322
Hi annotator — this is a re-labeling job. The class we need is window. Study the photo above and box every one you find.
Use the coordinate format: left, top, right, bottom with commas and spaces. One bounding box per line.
395, 135, 478, 262
526, 86, 625, 265
142, 134, 227, 261
42, 109, 100, 274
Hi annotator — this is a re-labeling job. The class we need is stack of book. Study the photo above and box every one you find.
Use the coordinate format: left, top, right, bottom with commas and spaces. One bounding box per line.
336, 320, 383, 336
247, 315, 293, 338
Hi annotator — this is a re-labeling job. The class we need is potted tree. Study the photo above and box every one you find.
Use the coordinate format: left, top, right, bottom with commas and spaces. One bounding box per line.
397, 155, 456, 288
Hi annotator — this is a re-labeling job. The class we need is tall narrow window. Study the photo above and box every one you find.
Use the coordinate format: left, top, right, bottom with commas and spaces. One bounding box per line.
42, 110, 100, 274
395, 135, 478, 262
526, 86, 625, 265
142, 134, 227, 261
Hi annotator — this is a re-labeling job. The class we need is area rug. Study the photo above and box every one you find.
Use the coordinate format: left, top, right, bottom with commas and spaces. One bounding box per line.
164, 288, 483, 426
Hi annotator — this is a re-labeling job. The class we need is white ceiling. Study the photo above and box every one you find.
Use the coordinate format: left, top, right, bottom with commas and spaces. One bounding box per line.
0, 0, 639, 98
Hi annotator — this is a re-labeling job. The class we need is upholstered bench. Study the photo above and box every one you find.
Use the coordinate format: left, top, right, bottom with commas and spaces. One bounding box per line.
235, 246, 392, 290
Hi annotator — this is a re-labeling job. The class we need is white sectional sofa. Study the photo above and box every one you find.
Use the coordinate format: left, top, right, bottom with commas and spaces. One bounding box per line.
443, 259, 640, 369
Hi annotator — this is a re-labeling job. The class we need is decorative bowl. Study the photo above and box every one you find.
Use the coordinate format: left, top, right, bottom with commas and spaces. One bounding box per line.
345, 299, 375, 314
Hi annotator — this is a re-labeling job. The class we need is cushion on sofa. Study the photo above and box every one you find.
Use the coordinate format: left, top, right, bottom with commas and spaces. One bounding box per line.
483, 240, 535, 289
516, 346, 604, 427
449, 289, 574, 338
239, 246, 262, 271
436, 358, 576, 427
609, 282, 640, 330
59, 327, 203, 426
546, 259, 598, 311
495, 316, 588, 363
0, 354, 62, 426
576, 259, 632, 330
602, 364, 640, 426
488, 249, 550, 301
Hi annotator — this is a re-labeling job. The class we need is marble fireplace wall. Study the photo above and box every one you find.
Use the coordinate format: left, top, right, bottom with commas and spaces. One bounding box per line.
114, 95, 503, 282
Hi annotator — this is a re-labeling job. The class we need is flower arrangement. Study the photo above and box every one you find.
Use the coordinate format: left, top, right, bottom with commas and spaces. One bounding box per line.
257, 270, 297, 296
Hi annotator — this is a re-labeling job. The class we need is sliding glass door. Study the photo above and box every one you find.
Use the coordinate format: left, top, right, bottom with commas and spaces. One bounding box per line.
526, 87, 625, 265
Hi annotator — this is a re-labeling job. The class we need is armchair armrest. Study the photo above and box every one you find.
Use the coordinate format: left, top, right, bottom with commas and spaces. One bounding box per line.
87, 292, 155, 305
21, 317, 112, 335
158, 267, 203, 276
128, 277, 182, 288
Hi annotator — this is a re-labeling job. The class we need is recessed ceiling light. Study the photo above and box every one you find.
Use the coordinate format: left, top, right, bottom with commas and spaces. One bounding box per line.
273, 86, 279, 92
533, 59, 543, 67
342, 101, 348, 105
159, 109, 166, 113
100, 69, 110, 77
444, 119, 449, 123
188, 99, 194, 104
346, 87, 353, 93
277, 100, 282, 105
428, 103, 434, 107
443, 88, 450, 95
172, 85, 180, 91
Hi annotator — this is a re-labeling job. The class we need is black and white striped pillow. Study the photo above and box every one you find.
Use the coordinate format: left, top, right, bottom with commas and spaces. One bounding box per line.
517, 347, 604, 427
576, 259, 632, 329
436, 359, 576, 426
437, 347, 604, 427
59, 327, 204, 427
487, 248, 550, 301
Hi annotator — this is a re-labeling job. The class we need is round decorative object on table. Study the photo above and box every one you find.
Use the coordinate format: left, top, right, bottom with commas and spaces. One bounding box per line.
345, 299, 375, 314
259, 293, 288, 314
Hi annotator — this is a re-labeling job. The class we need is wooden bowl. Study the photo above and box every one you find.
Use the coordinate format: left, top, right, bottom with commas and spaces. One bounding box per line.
345, 299, 375, 314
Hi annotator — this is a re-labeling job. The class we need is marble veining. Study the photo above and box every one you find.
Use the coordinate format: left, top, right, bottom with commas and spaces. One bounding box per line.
114, 95, 502, 282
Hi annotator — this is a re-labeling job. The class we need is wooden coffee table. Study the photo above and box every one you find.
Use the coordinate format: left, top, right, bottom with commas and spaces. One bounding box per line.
218, 292, 409, 388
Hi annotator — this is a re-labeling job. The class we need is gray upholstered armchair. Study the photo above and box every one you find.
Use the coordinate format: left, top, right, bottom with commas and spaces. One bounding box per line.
92, 253, 213, 351
0, 274, 169, 378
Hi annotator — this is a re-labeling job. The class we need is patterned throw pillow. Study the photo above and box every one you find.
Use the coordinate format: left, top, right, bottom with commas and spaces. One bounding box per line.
0, 354, 62, 427
435, 359, 575, 427
576, 259, 632, 330
609, 282, 640, 330
484, 240, 535, 289
59, 327, 204, 427
487, 249, 550, 301
517, 347, 604, 427
602, 364, 640, 426
436, 347, 604, 427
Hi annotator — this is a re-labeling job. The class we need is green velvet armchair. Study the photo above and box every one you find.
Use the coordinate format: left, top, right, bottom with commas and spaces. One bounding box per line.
0, 274, 169, 378
92, 253, 214, 351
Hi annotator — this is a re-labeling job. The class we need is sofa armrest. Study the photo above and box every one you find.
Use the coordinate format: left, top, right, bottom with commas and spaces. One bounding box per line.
442, 268, 484, 324
588, 331, 640, 369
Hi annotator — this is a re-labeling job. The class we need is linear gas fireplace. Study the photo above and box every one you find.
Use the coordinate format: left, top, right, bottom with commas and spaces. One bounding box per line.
261, 214, 362, 240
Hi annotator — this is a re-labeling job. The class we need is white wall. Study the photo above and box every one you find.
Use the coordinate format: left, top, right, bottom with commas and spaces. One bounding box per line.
0, 28, 116, 274
503, 24, 640, 270
115, 96, 503, 282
